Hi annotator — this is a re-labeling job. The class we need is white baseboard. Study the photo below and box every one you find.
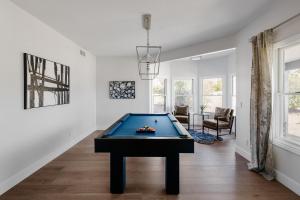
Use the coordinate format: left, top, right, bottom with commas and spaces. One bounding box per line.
235, 145, 300, 196
235, 145, 251, 161
275, 169, 300, 196
0, 130, 93, 195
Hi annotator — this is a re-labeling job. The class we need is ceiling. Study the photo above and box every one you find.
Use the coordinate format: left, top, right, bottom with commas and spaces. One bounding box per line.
12, 0, 272, 56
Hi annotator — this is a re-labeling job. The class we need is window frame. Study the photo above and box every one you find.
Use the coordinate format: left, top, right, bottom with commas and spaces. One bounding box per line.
200, 76, 225, 113
150, 78, 167, 113
273, 34, 300, 155
231, 74, 237, 110
172, 78, 195, 112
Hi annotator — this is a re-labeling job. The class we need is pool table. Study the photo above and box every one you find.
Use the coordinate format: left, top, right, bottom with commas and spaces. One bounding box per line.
94, 113, 194, 194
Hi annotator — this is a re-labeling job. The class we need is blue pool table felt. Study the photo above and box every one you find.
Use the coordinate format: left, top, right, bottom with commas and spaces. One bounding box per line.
108, 114, 180, 137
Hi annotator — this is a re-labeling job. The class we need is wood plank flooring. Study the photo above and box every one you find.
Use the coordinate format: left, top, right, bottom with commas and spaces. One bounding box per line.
1, 130, 299, 200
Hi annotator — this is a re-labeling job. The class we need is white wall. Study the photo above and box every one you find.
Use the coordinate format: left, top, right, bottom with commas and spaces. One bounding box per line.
96, 55, 235, 129
0, 0, 96, 194
165, 55, 235, 114
198, 56, 231, 108
96, 56, 150, 129
234, 0, 300, 195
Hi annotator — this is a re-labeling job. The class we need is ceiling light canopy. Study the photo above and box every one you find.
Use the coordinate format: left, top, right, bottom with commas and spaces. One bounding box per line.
136, 14, 161, 80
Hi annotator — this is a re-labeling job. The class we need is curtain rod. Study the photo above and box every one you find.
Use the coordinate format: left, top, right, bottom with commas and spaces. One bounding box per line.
249, 12, 300, 42
272, 12, 300, 30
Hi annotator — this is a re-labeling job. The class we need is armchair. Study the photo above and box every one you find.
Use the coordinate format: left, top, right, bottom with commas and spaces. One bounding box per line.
202, 107, 234, 139
173, 105, 190, 130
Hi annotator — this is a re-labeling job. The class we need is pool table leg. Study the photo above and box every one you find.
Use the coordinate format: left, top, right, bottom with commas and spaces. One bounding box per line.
165, 153, 179, 194
110, 153, 126, 193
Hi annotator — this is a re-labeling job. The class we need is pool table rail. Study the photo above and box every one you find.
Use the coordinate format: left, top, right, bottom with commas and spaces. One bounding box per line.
100, 113, 192, 139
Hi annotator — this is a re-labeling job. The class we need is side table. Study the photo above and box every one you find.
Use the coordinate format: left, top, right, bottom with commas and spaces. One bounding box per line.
192, 112, 211, 130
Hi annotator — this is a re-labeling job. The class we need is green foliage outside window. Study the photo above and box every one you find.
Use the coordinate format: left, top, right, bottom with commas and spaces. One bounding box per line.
287, 69, 300, 110
289, 96, 300, 110
212, 81, 222, 93
203, 78, 222, 95
175, 80, 192, 95
153, 79, 164, 95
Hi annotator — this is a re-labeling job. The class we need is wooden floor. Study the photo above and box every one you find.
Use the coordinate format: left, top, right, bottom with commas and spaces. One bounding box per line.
1, 131, 299, 200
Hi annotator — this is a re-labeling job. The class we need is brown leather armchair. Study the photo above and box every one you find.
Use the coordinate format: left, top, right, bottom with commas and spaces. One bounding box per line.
173, 105, 190, 130
202, 107, 234, 139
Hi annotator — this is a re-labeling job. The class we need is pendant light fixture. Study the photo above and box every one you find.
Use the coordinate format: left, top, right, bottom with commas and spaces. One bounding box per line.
136, 14, 161, 80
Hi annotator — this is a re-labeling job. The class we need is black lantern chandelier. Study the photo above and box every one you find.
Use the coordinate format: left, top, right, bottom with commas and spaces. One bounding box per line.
136, 14, 161, 80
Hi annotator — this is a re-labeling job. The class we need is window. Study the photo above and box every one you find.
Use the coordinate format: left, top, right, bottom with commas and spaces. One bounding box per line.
174, 79, 194, 111
231, 75, 237, 110
281, 43, 300, 138
274, 36, 300, 154
152, 78, 167, 113
202, 78, 223, 112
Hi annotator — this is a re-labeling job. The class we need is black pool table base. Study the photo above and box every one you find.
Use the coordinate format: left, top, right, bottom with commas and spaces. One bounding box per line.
110, 153, 180, 194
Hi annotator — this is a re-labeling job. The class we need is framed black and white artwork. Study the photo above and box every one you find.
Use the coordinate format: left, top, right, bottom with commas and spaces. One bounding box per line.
109, 81, 135, 99
24, 53, 70, 109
